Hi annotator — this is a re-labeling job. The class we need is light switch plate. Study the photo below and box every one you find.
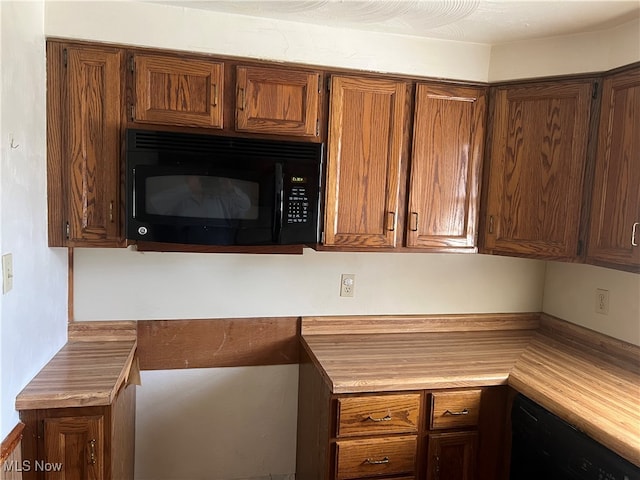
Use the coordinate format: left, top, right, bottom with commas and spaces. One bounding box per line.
2, 253, 13, 294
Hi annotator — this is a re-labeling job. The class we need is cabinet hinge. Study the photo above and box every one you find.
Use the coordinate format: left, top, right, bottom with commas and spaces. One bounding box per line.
129, 56, 135, 74
592, 82, 599, 99
321, 231, 325, 244
318, 74, 322, 93
316, 119, 320, 136
327, 77, 331, 92
130, 104, 135, 121
65, 222, 70, 240
63, 48, 68, 68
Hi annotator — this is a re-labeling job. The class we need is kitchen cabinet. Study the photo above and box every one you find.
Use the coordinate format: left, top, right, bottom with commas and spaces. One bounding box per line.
235, 65, 322, 138
586, 65, 640, 272
407, 83, 486, 250
323, 75, 408, 248
482, 79, 595, 260
19, 384, 135, 480
132, 53, 224, 129
46, 42, 125, 247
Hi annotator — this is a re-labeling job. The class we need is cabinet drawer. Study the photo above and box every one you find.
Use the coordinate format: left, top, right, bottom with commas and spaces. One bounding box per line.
430, 390, 481, 430
337, 394, 421, 437
336, 435, 417, 480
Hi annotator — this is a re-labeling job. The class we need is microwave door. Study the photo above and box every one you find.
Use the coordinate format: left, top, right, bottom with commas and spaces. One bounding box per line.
273, 162, 284, 243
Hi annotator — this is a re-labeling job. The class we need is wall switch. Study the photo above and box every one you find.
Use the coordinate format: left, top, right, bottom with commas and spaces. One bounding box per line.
595, 288, 609, 315
2, 253, 13, 294
340, 274, 355, 297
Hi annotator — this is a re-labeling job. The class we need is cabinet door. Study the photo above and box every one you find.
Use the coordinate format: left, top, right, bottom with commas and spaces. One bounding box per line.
236, 66, 320, 137
66, 46, 123, 246
407, 84, 486, 250
426, 431, 477, 480
483, 80, 593, 260
133, 54, 223, 128
44, 416, 104, 480
324, 76, 407, 247
587, 67, 640, 271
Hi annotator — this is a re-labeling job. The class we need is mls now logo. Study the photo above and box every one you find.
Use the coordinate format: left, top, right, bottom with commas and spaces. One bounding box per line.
3, 460, 63, 472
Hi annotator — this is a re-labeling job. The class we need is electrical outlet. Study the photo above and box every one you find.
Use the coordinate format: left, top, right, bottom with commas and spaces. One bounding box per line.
595, 288, 609, 315
2, 253, 13, 294
340, 274, 355, 297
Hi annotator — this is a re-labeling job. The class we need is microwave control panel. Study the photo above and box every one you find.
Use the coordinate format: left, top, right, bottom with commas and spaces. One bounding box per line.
287, 186, 309, 224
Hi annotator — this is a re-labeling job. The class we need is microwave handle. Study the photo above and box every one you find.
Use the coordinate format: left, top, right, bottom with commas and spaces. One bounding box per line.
273, 163, 284, 243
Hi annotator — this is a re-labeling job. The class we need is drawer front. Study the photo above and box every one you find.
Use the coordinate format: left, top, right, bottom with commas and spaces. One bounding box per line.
337, 394, 421, 437
430, 389, 482, 430
336, 436, 417, 480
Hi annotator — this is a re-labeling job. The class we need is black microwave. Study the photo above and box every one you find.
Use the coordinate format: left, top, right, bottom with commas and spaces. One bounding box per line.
125, 129, 323, 246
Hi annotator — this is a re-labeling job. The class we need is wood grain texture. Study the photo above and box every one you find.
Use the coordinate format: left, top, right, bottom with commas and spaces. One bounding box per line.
1, 433, 23, 480
336, 394, 421, 437
587, 65, 640, 271
136, 317, 299, 370
236, 65, 321, 137
68, 321, 137, 342
301, 313, 540, 336
483, 79, 594, 259
302, 330, 536, 394
134, 240, 304, 255
407, 83, 486, 249
0, 423, 24, 466
509, 332, 640, 466
324, 75, 408, 247
426, 431, 477, 480
430, 389, 481, 430
335, 435, 417, 479
15, 342, 136, 410
134, 53, 223, 128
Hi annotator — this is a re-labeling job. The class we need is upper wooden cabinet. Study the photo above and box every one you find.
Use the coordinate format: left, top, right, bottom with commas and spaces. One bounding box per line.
323, 75, 408, 248
482, 79, 595, 260
587, 67, 640, 272
235, 65, 321, 137
132, 53, 224, 128
407, 84, 486, 250
47, 42, 125, 247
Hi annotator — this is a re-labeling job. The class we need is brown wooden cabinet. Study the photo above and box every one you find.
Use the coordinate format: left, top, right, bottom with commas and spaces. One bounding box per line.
132, 53, 224, 129
235, 65, 322, 138
323, 75, 408, 248
47, 42, 125, 247
587, 66, 640, 272
19, 384, 135, 480
425, 432, 477, 480
482, 79, 595, 260
407, 83, 486, 250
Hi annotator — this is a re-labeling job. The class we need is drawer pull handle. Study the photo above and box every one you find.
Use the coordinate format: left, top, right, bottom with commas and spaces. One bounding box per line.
632, 222, 639, 247
365, 414, 392, 422
444, 408, 469, 416
364, 456, 390, 465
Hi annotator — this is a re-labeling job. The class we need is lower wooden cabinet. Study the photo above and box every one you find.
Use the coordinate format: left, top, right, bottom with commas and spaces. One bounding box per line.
296, 360, 509, 480
19, 384, 135, 480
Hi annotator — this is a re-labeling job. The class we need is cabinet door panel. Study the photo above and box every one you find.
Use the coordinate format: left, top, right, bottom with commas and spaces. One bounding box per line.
324, 76, 407, 247
236, 66, 320, 137
134, 54, 223, 128
44, 416, 104, 480
66, 47, 123, 245
484, 81, 593, 259
587, 67, 640, 271
407, 84, 485, 249
426, 431, 477, 480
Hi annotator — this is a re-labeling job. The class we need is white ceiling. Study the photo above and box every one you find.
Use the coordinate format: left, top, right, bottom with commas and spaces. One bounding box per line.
153, 0, 640, 44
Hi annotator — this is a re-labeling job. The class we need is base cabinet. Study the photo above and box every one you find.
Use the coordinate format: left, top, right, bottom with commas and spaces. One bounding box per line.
296, 359, 508, 480
19, 384, 135, 480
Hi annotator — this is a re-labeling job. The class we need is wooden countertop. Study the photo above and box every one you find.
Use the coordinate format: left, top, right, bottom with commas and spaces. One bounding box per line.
15, 340, 137, 410
301, 313, 640, 467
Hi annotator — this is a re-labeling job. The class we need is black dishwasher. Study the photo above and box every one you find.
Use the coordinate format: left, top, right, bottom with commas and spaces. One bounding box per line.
510, 394, 640, 480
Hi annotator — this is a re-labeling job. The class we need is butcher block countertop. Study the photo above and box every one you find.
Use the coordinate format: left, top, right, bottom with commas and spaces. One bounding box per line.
300, 313, 640, 467
15, 340, 137, 410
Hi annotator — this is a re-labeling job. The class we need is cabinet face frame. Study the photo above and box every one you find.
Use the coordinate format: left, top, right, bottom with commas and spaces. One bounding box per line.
235, 65, 321, 137
482, 79, 595, 260
586, 66, 640, 271
407, 83, 486, 250
133, 53, 224, 129
323, 75, 408, 248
